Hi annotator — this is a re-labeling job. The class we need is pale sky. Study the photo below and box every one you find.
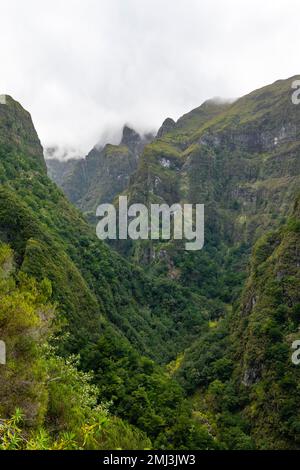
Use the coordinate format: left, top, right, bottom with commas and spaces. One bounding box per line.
0, 0, 299, 157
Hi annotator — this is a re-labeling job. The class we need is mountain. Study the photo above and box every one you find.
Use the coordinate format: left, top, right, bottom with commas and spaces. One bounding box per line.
117, 78, 300, 308
47, 75, 300, 449
176, 195, 300, 449
233, 195, 300, 448
125, 76, 300, 448
1, 76, 300, 450
0, 96, 205, 362
46, 126, 154, 219
0, 94, 217, 449
45, 153, 80, 188
127, 77, 300, 233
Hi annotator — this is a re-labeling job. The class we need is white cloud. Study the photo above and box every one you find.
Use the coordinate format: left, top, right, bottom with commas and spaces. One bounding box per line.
0, 0, 299, 157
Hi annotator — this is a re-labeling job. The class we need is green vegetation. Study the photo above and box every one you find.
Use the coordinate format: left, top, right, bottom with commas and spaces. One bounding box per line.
1, 77, 300, 449
0, 244, 151, 450
176, 197, 300, 449
0, 96, 217, 450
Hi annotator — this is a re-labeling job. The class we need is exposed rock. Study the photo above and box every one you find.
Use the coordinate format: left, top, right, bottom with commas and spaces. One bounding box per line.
242, 367, 260, 386
157, 118, 176, 138
121, 125, 142, 151
46, 125, 153, 214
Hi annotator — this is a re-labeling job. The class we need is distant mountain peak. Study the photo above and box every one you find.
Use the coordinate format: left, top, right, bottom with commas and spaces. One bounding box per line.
157, 118, 176, 138
121, 125, 141, 149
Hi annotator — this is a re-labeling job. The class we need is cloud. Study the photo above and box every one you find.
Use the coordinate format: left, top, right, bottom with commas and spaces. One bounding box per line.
0, 0, 299, 157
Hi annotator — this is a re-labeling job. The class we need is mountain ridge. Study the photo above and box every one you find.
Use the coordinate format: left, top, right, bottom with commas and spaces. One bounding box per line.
1, 76, 300, 449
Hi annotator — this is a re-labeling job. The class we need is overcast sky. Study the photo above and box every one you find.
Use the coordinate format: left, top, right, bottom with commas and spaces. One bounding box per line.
0, 0, 299, 157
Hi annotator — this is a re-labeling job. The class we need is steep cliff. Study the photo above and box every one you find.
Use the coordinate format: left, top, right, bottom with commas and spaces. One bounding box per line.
46, 126, 154, 217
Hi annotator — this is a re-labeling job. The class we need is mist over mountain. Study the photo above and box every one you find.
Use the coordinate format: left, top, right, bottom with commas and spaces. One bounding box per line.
1, 75, 300, 450
2, 0, 300, 456
46, 125, 155, 219
2, 0, 300, 156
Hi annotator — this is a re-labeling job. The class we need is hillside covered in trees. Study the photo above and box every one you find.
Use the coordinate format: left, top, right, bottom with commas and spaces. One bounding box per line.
1, 76, 300, 449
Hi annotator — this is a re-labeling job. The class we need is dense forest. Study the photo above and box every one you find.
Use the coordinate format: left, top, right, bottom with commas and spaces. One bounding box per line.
1, 76, 300, 449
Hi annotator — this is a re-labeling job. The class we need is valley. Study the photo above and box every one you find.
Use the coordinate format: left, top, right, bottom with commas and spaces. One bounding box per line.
0, 76, 300, 450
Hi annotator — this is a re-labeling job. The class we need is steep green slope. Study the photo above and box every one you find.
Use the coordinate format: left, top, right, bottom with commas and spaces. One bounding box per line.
117, 77, 299, 324
0, 244, 151, 450
176, 195, 300, 449
117, 76, 300, 449
231, 195, 300, 448
127, 75, 300, 233
0, 95, 46, 173
0, 96, 209, 360
0, 95, 217, 449
1, 75, 300, 449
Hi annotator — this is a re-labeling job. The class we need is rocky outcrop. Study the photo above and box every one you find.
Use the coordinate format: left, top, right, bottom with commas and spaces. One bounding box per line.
157, 118, 176, 138
46, 125, 154, 214
121, 125, 142, 150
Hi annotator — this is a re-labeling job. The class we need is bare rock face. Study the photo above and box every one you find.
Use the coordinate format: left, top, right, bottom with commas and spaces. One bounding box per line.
121, 125, 142, 150
157, 118, 176, 138
242, 366, 260, 386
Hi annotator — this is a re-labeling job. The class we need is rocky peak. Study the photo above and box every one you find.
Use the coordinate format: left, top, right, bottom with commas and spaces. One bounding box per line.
157, 118, 176, 138
121, 125, 141, 150
0, 94, 46, 172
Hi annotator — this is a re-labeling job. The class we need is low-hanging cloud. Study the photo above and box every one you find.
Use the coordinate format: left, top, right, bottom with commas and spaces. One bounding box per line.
0, 0, 299, 158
